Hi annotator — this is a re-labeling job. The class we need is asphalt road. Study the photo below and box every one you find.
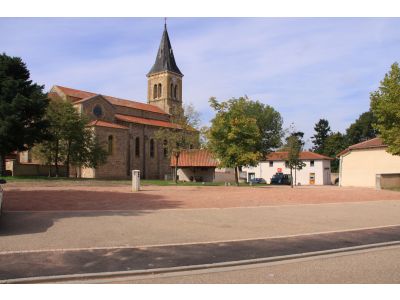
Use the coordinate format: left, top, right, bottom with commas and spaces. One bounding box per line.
103, 245, 400, 284
1, 225, 399, 281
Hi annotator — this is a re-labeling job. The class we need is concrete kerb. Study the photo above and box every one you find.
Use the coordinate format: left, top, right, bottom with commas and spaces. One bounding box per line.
2, 240, 400, 284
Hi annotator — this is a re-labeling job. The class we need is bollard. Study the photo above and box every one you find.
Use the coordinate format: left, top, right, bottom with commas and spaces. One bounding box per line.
132, 170, 140, 192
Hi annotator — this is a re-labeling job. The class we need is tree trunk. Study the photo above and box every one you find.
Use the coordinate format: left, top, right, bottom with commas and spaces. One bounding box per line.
234, 166, 239, 186
290, 167, 293, 188
294, 167, 297, 187
65, 140, 71, 178
55, 140, 59, 177
174, 153, 180, 184
0, 154, 6, 177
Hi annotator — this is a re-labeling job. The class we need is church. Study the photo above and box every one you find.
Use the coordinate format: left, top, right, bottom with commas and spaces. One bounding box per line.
11, 24, 198, 179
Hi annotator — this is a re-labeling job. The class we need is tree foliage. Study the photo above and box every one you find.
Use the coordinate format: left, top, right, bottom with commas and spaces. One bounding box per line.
370, 62, 400, 155
312, 119, 331, 154
33, 99, 108, 177
154, 104, 200, 183
324, 132, 347, 172
345, 111, 377, 146
0, 53, 49, 175
207, 96, 283, 185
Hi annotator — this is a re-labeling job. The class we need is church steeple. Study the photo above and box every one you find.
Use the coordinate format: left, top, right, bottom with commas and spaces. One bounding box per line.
147, 22, 183, 116
147, 23, 183, 77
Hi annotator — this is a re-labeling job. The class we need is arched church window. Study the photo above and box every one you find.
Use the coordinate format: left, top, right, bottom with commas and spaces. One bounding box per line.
153, 84, 157, 99
174, 85, 178, 100
170, 83, 173, 98
135, 137, 140, 157
150, 139, 155, 158
163, 139, 168, 158
158, 83, 162, 98
93, 104, 103, 118
108, 135, 114, 155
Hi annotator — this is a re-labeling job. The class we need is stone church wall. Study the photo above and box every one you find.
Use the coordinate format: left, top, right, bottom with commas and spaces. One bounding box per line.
90, 126, 129, 179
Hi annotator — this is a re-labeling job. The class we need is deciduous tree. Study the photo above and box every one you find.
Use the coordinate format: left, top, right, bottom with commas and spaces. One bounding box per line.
370, 62, 400, 155
207, 96, 283, 185
155, 104, 200, 183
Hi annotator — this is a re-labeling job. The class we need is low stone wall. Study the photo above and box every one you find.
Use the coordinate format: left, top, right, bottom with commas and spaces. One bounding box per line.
376, 173, 400, 189
6, 160, 67, 177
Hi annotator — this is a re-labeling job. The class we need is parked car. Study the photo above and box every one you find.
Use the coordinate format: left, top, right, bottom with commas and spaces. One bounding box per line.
249, 178, 266, 184
270, 173, 291, 185
0, 178, 6, 215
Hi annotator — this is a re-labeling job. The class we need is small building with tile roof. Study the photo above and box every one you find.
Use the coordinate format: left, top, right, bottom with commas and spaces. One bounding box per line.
337, 137, 400, 188
242, 151, 333, 185
10, 24, 197, 179
170, 149, 236, 182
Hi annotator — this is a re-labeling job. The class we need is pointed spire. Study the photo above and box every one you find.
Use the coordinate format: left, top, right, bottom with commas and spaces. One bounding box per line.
147, 22, 183, 77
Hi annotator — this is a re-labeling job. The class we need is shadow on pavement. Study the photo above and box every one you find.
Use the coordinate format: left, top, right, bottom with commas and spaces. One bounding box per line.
0, 190, 181, 236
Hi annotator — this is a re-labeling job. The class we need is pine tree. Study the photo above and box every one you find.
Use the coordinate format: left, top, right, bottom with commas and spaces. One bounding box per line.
0, 53, 49, 176
312, 119, 331, 154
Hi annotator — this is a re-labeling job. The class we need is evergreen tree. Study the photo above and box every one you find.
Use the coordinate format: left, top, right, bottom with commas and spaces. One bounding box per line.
370, 62, 400, 155
345, 111, 377, 146
324, 132, 347, 172
312, 119, 331, 154
0, 53, 49, 175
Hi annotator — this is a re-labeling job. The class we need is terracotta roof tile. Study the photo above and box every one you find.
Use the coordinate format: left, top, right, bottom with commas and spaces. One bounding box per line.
266, 151, 333, 161
88, 120, 128, 130
337, 137, 385, 157
115, 114, 180, 129
171, 149, 218, 167
55, 85, 168, 115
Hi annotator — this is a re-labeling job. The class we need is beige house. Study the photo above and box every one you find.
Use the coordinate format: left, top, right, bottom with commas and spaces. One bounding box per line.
338, 137, 400, 188
242, 151, 333, 185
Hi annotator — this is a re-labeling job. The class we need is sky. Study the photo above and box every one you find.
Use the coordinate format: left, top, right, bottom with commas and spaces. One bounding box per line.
1, 17, 400, 147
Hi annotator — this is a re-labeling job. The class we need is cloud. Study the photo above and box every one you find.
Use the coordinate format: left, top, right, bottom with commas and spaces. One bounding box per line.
1, 17, 400, 148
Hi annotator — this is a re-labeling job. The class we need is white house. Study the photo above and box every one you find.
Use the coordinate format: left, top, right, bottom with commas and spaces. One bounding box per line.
242, 151, 333, 185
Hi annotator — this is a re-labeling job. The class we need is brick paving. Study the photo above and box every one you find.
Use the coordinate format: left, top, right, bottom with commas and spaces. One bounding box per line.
3, 184, 400, 211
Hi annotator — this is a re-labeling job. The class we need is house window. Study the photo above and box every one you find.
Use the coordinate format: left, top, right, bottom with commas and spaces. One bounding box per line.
135, 137, 140, 157
269, 161, 273, 167
150, 139, 155, 158
310, 160, 314, 167
163, 139, 168, 158
153, 84, 157, 99
158, 83, 162, 98
108, 135, 114, 155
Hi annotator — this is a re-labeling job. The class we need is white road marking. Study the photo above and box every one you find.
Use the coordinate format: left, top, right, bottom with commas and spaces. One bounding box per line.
1, 223, 399, 255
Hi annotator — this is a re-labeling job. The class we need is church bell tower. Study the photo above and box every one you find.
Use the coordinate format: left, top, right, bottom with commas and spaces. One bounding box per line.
147, 22, 183, 116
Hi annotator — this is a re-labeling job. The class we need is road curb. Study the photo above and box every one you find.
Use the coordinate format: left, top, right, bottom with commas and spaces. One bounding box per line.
2, 241, 400, 284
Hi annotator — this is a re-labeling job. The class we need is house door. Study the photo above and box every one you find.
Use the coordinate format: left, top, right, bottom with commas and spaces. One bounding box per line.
248, 172, 255, 182
309, 173, 315, 185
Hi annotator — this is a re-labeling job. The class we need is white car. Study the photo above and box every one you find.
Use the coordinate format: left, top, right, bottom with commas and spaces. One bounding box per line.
0, 179, 6, 215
